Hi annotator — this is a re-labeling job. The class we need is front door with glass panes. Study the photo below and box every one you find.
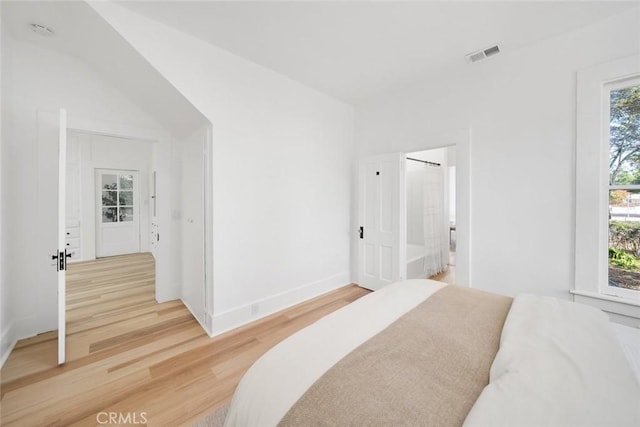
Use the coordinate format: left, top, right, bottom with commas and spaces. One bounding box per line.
96, 169, 140, 257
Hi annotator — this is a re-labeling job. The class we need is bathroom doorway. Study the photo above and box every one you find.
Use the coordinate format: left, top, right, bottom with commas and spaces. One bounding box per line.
405, 146, 456, 283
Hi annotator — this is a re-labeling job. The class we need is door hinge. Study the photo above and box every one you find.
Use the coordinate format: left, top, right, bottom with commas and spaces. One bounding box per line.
359, 226, 364, 239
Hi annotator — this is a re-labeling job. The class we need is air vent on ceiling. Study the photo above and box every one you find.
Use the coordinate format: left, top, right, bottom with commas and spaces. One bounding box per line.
465, 44, 500, 64
29, 23, 54, 37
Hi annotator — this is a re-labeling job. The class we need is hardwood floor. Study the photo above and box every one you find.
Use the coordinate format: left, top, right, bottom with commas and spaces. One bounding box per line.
0, 253, 370, 426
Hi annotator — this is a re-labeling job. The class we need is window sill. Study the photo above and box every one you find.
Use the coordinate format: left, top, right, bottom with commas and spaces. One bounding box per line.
570, 290, 640, 327
570, 290, 640, 307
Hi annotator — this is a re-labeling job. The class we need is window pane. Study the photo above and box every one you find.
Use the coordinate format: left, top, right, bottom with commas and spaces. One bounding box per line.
609, 84, 640, 186
102, 191, 117, 206
119, 174, 133, 190
608, 189, 640, 291
119, 207, 133, 222
102, 207, 118, 223
119, 191, 133, 206
102, 174, 118, 190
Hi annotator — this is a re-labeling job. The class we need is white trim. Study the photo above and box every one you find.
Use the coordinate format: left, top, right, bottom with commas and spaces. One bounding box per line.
610, 185, 640, 190
204, 124, 214, 335
67, 114, 163, 143
605, 285, 640, 301
607, 75, 640, 92
209, 272, 351, 337
58, 109, 67, 365
571, 290, 640, 328
570, 289, 640, 308
0, 321, 17, 369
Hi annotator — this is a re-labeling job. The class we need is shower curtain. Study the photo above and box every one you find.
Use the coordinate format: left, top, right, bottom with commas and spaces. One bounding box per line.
422, 165, 447, 276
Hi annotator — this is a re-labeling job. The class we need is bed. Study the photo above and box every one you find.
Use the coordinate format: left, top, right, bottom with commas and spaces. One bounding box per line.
224, 279, 640, 426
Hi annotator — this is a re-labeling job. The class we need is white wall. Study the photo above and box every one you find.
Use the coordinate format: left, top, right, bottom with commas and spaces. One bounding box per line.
0, 4, 12, 367
356, 8, 640, 300
92, 2, 355, 335
0, 31, 178, 339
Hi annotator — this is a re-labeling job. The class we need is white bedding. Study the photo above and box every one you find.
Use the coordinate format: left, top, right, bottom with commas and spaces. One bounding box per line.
612, 322, 640, 384
224, 282, 640, 426
463, 294, 640, 427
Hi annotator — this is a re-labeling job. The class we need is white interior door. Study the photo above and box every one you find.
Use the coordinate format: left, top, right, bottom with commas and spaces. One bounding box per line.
95, 169, 141, 257
53, 110, 67, 365
36, 109, 67, 365
181, 136, 205, 326
57, 110, 67, 365
357, 153, 406, 290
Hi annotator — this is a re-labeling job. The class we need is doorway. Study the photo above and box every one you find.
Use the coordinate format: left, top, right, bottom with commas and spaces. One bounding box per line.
61, 129, 155, 364
65, 131, 154, 262
34, 110, 212, 366
405, 147, 456, 284
356, 130, 470, 289
64, 124, 211, 332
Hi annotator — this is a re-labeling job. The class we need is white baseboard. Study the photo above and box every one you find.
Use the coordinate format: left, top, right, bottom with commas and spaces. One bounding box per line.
1, 321, 17, 369
209, 272, 351, 337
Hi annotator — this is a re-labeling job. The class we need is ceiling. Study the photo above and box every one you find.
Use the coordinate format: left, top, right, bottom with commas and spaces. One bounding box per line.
1, 0, 208, 137
118, 1, 639, 104
2, 0, 638, 116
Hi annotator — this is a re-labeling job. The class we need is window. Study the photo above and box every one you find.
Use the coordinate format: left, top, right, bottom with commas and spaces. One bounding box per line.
575, 54, 640, 306
101, 173, 135, 223
606, 80, 640, 296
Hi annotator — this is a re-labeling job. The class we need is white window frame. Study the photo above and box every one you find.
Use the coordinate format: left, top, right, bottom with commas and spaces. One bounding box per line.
575, 54, 640, 310
603, 76, 640, 300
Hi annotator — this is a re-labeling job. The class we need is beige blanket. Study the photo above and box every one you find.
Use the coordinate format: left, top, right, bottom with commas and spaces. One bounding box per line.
224, 280, 449, 427
279, 285, 512, 427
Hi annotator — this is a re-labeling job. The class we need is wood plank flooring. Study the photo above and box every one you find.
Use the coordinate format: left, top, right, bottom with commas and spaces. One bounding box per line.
0, 253, 370, 426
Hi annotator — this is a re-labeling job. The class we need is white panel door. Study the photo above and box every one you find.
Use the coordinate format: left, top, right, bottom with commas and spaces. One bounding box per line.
37, 109, 68, 365
181, 136, 205, 326
357, 153, 405, 290
95, 169, 141, 257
